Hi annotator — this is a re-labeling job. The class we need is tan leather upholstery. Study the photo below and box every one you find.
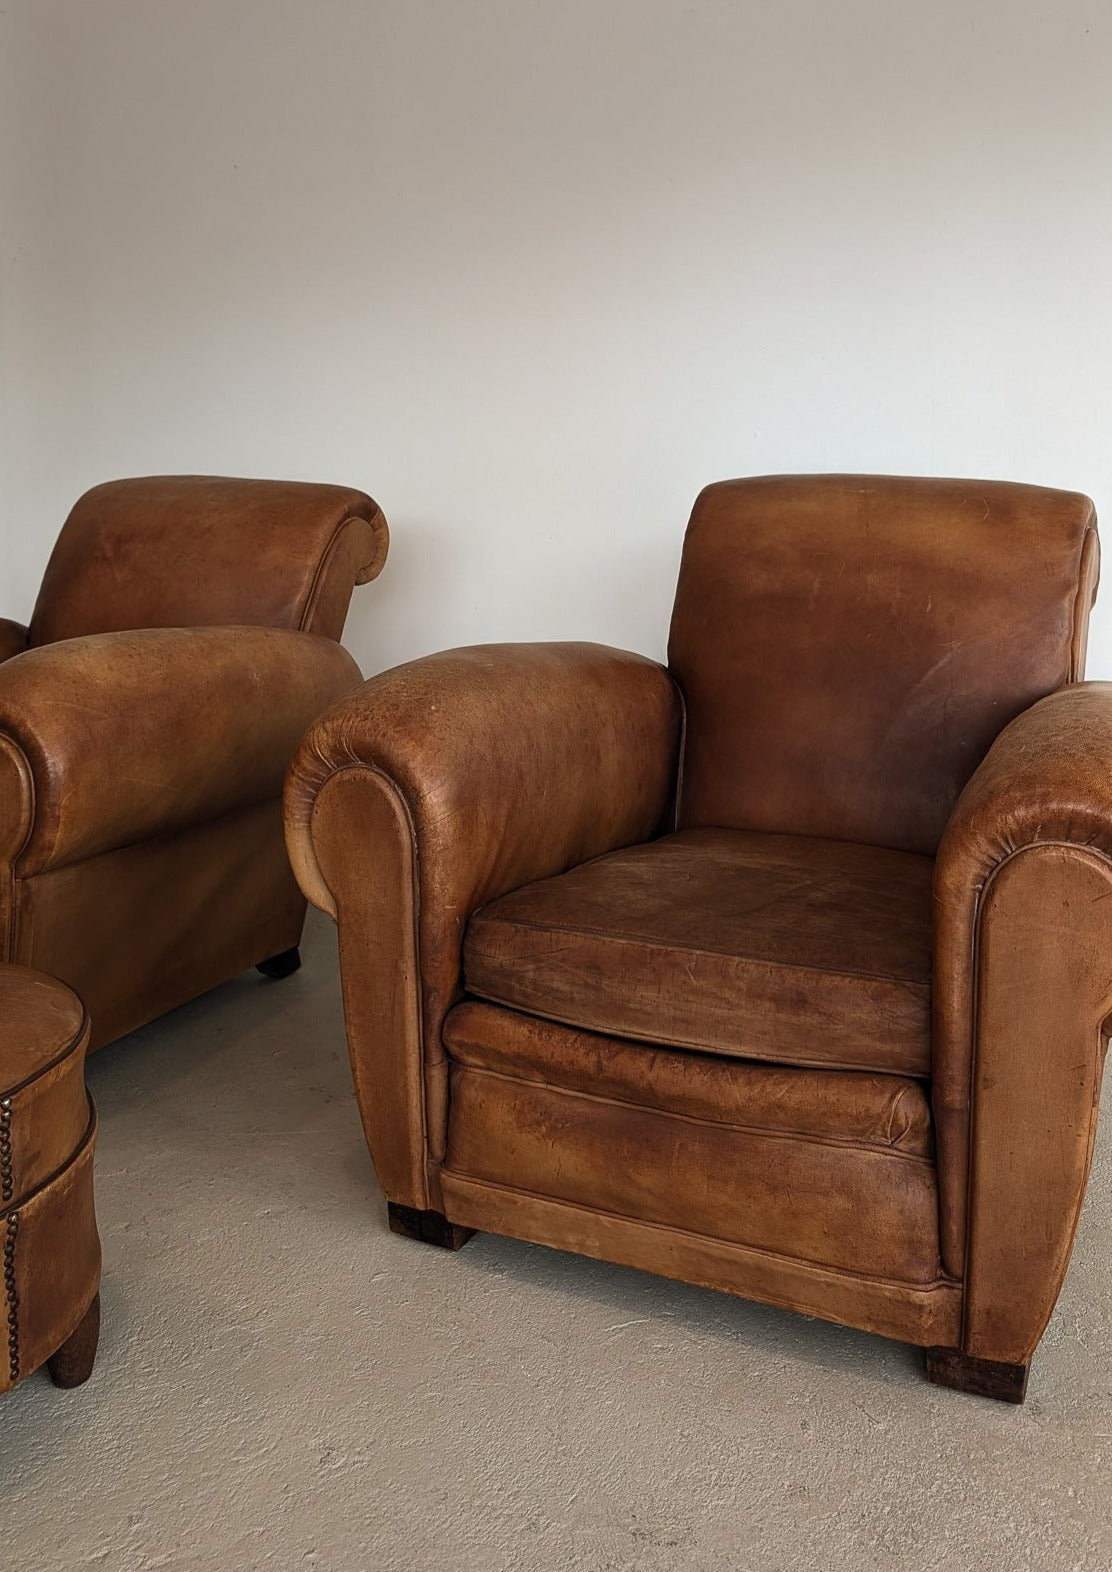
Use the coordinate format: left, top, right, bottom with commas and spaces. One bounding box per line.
29, 475, 387, 645
670, 475, 1096, 854
0, 964, 100, 1393
285, 642, 681, 1207
465, 828, 933, 1076
444, 1002, 934, 1153
2, 476, 383, 1050
285, 473, 1103, 1398
932, 681, 1112, 1333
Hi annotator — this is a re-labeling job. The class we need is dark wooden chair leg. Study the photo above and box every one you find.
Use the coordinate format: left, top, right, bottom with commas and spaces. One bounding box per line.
47, 1293, 100, 1389
388, 1202, 474, 1251
256, 947, 301, 980
924, 1345, 1029, 1403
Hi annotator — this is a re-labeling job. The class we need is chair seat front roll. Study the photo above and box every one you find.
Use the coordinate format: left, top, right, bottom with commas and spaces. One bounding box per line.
442, 1000, 945, 1288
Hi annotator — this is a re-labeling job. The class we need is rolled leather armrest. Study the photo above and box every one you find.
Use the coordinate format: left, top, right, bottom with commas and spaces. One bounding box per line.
933, 681, 1112, 1357
286, 641, 682, 922
283, 641, 682, 1208
0, 625, 362, 876
0, 619, 29, 663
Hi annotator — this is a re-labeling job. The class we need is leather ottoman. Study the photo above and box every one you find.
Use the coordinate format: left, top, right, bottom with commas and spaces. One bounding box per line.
0, 964, 100, 1392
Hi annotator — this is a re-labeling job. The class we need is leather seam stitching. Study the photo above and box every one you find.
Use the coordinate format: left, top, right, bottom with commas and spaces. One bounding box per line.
449, 1061, 934, 1160
311, 761, 434, 1200
440, 1171, 957, 1294
1068, 523, 1099, 681
460, 987, 929, 1078
0, 1097, 97, 1221
467, 922, 931, 989
298, 510, 378, 632
960, 837, 1112, 1342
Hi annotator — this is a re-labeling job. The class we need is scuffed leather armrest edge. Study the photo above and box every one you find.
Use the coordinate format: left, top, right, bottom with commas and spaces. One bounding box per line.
300, 504, 390, 639
284, 641, 683, 922
0, 625, 362, 876
283, 641, 681, 1209
933, 680, 1112, 1285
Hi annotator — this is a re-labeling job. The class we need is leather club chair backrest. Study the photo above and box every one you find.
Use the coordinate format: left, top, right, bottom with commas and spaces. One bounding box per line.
667, 474, 1098, 855
28, 475, 388, 647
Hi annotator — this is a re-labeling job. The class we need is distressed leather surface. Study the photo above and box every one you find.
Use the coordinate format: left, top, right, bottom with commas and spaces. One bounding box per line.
0, 965, 90, 1196
1, 1110, 99, 1393
444, 1000, 933, 1155
669, 475, 1096, 855
1, 475, 378, 1053
0, 964, 99, 1394
13, 800, 306, 1050
445, 1064, 942, 1282
934, 682, 1112, 1324
29, 475, 387, 645
0, 627, 361, 875
465, 828, 933, 1076
285, 642, 682, 1206
440, 1171, 962, 1347
289, 475, 1107, 1375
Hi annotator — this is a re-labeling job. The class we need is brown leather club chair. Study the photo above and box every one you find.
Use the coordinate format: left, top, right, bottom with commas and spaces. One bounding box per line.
285, 474, 1108, 1402
0, 475, 387, 1050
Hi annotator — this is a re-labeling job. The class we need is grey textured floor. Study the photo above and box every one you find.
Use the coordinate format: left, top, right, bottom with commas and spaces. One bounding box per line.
3, 911, 1112, 1571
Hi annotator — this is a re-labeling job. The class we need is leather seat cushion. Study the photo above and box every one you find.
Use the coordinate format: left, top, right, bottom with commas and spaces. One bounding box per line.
464, 827, 934, 1077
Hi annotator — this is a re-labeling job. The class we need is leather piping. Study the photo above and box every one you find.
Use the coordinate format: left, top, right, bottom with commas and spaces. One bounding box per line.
0, 1094, 98, 1219
440, 1169, 958, 1295
468, 918, 930, 987
1069, 523, 1100, 680
308, 761, 435, 1173
298, 508, 387, 632
959, 838, 1112, 1330
452, 1061, 935, 1162
0, 1005, 90, 1099
465, 985, 925, 1079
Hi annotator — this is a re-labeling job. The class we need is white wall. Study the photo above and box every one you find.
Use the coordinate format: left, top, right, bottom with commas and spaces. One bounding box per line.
4, 1, 1111, 676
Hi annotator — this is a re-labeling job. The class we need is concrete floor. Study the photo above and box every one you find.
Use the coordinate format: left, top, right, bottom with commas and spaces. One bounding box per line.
4, 911, 1112, 1571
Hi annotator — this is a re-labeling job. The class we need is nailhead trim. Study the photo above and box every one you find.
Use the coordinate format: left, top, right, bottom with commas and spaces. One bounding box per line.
0, 1096, 12, 1206
0, 1098, 18, 1383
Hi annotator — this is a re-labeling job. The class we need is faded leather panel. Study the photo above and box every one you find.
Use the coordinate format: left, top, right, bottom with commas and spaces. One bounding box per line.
444, 1000, 933, 1155
29, 475, 385, 644
11, 799, 304, 1051
0, 968, 89, 1198
284, 644, 682, 1185
669, 475, 1096, 855
0, 626, 361, 875
465, 829, 932, 1076
961, 848, 1112, 1364
2, 1108, 99, 1392
308, 769, 432, 1209
446, 1067, 942, 1281
439, 1174, 962, 1349
0, 619, 29, 663
934, 681, 1112, 1276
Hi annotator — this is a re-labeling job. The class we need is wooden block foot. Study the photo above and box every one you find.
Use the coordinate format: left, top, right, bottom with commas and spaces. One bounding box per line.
256, 947, 301, 980
925, 1345, 1029, 1403
47, 1293, 100, 1389
388, 1202, 474, 1251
